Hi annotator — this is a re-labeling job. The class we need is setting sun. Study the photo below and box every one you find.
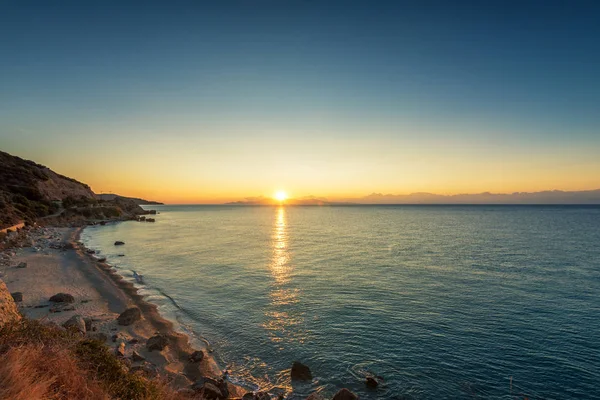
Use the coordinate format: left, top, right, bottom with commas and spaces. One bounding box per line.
274, 190, 288, 202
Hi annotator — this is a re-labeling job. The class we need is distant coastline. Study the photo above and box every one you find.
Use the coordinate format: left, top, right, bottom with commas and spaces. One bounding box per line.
225, 189, 600, 206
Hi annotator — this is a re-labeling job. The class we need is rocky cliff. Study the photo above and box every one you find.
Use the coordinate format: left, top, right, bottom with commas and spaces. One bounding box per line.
0, 279, 20, 327
0, 150, 95, 228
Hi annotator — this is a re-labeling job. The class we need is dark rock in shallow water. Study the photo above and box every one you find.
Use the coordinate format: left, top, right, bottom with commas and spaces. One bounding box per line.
11, 292, 23, 302
332, 388, 359, 400
305, 393, 326, 400
188, 350, 204, 363
16, 262, 27, 268
49, 293, 74, 303
117, 307, 141, 325
62, 315, 86, 334
114, 241, 125, 245
291, 361, 312, 381
365, 376, 378, 388
147, 334, 168, 351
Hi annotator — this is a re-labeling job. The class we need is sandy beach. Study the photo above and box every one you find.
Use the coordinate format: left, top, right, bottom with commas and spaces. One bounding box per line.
0, 226, 244, 397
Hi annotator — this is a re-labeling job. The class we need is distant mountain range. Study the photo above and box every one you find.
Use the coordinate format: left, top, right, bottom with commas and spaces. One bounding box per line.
227, 189, 600, 205
226, 196, 352, 206
354, 190, 600, 204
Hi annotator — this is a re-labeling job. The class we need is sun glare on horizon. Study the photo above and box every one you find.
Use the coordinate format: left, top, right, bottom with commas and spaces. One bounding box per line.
274, 190, 288, 202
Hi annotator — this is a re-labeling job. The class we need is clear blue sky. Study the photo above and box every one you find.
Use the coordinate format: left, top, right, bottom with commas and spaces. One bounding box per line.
1, 1, 599, 202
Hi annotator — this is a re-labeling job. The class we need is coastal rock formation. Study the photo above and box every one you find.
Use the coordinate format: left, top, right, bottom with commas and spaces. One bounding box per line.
188, 350, 205, 363
11, 292, 23, 302
62, 315, 86, 334
291, 361, 313, 381
147, 334, 169, 351
332, 388, 359, 400
198, 382, 223, 399
0, 279, 21, 326
49, 292, 75, 303
192, 377, 229, 399
117, 307, 141, 325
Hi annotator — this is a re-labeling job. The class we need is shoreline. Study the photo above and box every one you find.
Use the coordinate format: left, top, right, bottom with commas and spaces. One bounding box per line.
1, 224, 246, 397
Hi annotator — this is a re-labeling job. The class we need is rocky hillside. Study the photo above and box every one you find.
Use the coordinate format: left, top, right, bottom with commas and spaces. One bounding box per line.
0, 151, 96, 228
96, 194, 163, 205
0, 151, 149, 229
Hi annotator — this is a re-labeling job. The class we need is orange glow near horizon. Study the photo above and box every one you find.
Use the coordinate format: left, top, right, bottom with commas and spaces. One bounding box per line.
274, 190, 288, 202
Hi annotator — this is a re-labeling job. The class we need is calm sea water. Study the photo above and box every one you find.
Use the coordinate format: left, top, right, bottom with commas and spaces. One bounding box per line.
81, 205, 600, 399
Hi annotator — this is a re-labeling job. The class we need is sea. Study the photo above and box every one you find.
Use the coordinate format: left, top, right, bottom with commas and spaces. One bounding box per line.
80, 205, 600, 400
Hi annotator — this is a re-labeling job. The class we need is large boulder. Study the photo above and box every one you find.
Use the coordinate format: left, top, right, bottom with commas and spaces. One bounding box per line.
62, 315, 86, 334
291, 361, 312, 381
332, 388, 359, 400
49, 293, 75, 303
10, 292, 23, 302
197, 382, 223, 399
0, 279, 21, 327
117, 307, 141, 325
192, 377, 228, 399
146, 334, 168, 351
188, 350, 205, 363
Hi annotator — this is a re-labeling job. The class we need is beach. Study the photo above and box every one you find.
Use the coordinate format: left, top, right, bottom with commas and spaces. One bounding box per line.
0, 225, 244, 397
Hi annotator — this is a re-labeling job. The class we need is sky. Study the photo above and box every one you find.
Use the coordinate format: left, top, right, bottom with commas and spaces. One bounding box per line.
1, 0, 599, 203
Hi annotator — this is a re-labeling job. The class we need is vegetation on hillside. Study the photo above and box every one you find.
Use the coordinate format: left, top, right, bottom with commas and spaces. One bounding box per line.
0, 319, 191, 400
0, 151, 93, 228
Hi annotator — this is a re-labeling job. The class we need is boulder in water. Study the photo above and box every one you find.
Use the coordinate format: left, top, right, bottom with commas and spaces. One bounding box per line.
365, 376, 378, 388
114, 241, 125, 245
332, 388, 359, 400
291, 361, 312, 381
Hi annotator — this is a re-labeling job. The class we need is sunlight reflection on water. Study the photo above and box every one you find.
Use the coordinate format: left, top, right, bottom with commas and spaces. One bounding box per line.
265, 207, 306, 348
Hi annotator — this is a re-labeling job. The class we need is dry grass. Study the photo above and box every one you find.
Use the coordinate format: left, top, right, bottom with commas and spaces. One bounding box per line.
0, 344, 109, 400
0, 319, 198, 400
